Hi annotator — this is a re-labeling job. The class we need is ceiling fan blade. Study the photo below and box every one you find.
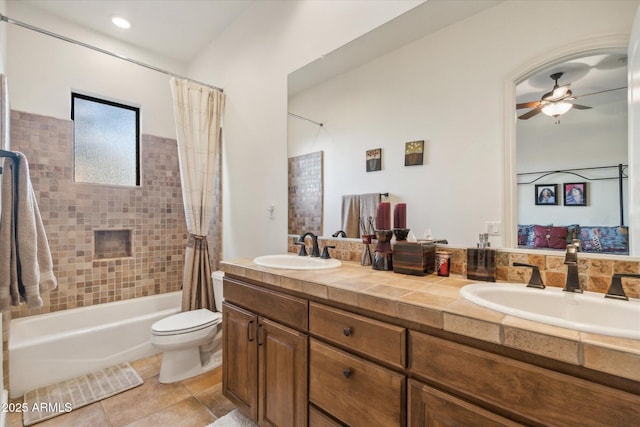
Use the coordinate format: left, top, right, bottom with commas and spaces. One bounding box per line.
518, 106, 542, 120
571, 104, 592, 110
516, 101, 540, 109
574, 86, 626, 99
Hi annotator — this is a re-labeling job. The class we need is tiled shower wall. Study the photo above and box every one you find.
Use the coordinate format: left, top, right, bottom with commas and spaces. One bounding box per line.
2, 110, 222, 388
5, 111, 221, 318
288, 151, 323, 235
8, 110, 190, 318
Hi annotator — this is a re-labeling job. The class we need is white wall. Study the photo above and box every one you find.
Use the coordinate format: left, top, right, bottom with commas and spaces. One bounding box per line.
188, 0, 422, 259
4, 1, 187, 139
629, 4, 640, 255
517, 102, 628, 227
288, 0, 639, 247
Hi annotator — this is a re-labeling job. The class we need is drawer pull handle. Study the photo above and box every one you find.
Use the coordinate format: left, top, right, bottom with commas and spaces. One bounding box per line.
343, 327, 352, 337
343, 368, 352, 378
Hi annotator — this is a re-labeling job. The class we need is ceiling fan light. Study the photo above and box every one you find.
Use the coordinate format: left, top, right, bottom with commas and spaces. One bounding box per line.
542, 101, 573, 117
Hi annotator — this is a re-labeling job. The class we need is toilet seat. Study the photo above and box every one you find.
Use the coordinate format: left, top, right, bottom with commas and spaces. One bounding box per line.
152, 309, 221, 336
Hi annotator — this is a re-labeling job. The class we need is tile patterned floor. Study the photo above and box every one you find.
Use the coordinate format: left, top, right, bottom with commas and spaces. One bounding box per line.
6, 354, 235, 427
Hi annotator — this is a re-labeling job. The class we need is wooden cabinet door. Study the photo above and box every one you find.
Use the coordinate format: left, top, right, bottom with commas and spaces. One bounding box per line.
258, 317, 308, 427
408, 379, 523, 427
223, 302, 258, 420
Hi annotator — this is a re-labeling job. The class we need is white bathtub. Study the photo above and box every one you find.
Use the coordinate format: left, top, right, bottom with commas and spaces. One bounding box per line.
9, 291, 181, 398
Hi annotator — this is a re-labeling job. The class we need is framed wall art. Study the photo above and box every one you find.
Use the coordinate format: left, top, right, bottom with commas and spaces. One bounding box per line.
564, 182, 587, 206
535, 184, 558, 205
404, 140, 424, 166
366, 148, 381, 172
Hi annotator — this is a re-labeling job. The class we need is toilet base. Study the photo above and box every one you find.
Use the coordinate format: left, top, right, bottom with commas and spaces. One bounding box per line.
158, 347, 222, 383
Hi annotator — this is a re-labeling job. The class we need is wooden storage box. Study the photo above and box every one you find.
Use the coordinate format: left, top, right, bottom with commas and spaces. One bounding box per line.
392, 242, 435, 276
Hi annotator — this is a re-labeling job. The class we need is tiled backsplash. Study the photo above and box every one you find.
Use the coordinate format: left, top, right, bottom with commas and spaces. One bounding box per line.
288, 236, 640, 299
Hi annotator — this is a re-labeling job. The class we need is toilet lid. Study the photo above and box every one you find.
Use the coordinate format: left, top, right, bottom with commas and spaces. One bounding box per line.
152, 309, 222, 336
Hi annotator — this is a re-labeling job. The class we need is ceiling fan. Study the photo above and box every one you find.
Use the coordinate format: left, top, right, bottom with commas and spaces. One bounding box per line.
516, 72, 623, 120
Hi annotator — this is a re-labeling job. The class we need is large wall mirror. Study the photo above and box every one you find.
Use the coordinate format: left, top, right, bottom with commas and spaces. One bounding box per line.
288, 1, 637, 257
514, 50, 629, 255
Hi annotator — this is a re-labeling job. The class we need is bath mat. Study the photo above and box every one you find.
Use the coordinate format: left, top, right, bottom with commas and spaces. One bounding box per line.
207, 409, 258, 427
22, 362, 143, 426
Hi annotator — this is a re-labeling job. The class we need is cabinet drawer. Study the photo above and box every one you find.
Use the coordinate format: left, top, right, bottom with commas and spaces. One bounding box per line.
309, 338, 405, 427
408, 379, 523, 427
409, 331, 640, 426
223, 277, 308, 331
309, 302, 406, 368
309, 405, 344, 427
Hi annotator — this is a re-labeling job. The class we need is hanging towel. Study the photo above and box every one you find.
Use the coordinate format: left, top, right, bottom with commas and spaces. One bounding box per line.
0, 153, 56, 309
341, 195, 360, 238
0, 157, 18, 308
359, 193, 381, 231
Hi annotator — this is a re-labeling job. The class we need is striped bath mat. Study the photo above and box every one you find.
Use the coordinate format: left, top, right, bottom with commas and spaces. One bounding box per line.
22, 362, 143, 426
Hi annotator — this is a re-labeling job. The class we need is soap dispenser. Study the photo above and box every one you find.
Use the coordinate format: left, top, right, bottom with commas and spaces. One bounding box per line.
467, 233, 496, 282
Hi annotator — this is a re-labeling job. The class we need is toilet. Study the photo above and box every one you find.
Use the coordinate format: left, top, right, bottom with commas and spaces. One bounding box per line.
151, 271, 225, 383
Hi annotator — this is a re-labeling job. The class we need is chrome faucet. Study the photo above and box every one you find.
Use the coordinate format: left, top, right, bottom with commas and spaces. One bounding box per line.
299, 232, 320, 257
332, 230, 347, 238
563, 239, 582, 293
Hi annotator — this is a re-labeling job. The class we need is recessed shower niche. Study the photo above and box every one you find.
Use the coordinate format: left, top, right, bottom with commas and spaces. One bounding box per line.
94, 229, 133, 259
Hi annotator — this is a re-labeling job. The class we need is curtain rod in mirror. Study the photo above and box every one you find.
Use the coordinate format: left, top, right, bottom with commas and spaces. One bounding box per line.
288, 112, 323, 127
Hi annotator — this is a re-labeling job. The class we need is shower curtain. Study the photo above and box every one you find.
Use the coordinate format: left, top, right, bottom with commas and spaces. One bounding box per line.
170, 78, 225, 312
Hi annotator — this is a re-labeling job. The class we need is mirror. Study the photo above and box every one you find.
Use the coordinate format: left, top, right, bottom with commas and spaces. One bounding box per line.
287, 0, 635, 256
515, 51, 629, 254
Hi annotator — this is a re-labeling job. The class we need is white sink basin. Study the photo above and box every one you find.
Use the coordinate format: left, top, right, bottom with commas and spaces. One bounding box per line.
253, 254, 341, 270
460, 283, 640, 339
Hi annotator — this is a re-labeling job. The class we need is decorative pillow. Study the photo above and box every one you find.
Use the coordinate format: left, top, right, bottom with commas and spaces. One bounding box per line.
517, 224, 536, 247
579, 226, 629, 254
533, 225, 568, 249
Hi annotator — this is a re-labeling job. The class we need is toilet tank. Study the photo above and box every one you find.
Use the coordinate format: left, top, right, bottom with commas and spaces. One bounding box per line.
212, 270, 224, 312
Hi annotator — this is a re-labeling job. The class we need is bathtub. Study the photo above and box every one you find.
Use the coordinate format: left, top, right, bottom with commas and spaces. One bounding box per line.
9, 291, 181, 398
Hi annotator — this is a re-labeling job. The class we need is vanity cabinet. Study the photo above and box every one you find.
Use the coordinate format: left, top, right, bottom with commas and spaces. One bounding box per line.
308, 302, 406, 427
222, 271, 640, 427
222, 277, 308, 427
408, 330, 640, 426
407, 379, 522, 427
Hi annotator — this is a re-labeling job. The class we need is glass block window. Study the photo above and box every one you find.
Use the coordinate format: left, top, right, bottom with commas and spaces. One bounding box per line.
72, 93, 140, 186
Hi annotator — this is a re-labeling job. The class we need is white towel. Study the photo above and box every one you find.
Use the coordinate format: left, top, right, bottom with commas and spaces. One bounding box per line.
0, 152, 56, 309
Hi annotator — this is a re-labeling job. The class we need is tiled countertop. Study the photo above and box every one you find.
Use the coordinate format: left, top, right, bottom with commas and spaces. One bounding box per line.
220, 258, 640, 383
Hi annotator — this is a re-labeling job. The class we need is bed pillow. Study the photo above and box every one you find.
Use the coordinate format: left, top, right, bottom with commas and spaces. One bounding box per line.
517, 224, 536, 247
579, 226, 629, 254
533, 225, 568, 249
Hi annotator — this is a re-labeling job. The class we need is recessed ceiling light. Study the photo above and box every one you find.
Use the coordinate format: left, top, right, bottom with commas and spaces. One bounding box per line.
112, 17, 131, 29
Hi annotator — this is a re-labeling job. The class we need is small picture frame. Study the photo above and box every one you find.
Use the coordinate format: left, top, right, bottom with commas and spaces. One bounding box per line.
535, 184, 558, 205
404, 140, 424, 166
564, 182, 587, 206
366, 148, 382, 172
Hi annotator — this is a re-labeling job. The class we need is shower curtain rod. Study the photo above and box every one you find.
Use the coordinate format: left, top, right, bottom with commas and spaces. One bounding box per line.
0, 13, 223, 92
288, 112, 323, 127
